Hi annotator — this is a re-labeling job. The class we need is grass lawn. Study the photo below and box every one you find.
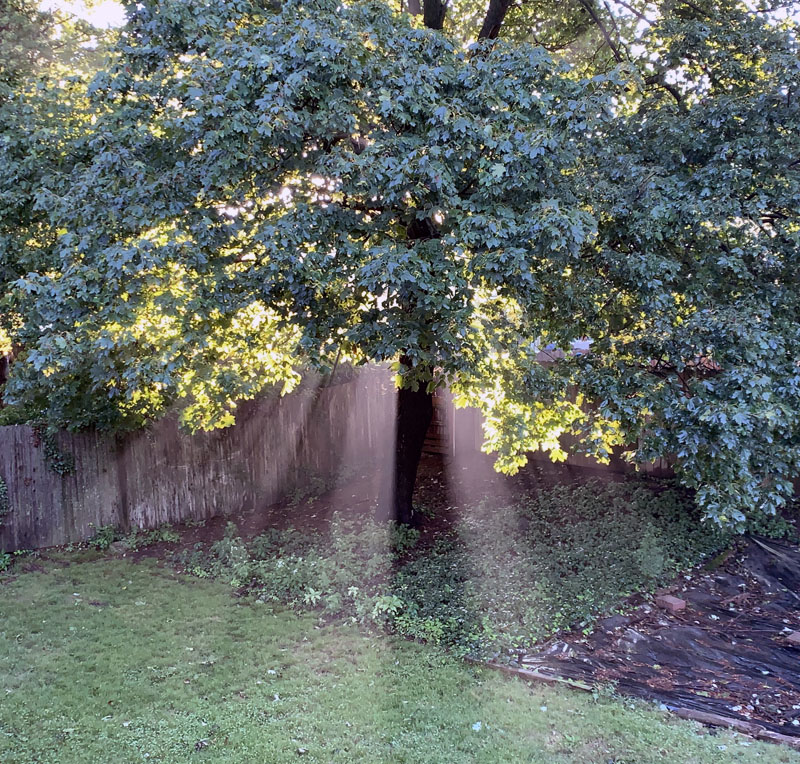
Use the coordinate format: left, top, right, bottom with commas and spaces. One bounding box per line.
1, 557, 797, 763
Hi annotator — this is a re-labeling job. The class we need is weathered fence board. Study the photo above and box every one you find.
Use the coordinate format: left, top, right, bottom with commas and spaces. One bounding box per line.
0, 368, 395, 551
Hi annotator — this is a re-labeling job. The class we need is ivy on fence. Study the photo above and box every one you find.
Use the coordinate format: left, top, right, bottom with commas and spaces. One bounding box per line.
32, 423, 75, 476
0, 476, 9, 525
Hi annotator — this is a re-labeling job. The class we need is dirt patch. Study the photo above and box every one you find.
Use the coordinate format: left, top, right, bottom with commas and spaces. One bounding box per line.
123, 452, 627, 560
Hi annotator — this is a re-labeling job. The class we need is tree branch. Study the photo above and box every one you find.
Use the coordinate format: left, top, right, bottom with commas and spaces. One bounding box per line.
678, 0, 711, 19
602, 0, 631, 58
576, 0, 625, 63
477, 0, 513, 40
612, 0, 650, 24
644, 72, 685, 107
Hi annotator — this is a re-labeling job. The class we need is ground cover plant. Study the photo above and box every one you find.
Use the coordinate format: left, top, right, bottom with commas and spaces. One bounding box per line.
171, 478, 745, 660
1, 556, 797, 763
87, 523, 181, 552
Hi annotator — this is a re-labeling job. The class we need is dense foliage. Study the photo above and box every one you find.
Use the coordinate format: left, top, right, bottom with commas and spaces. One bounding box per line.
1, 0, 799, 524
0, 0, 110, 361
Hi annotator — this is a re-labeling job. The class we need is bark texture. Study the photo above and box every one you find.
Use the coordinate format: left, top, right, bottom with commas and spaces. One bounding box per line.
477, 0, 513, 39
382, 378, 434, 525
422, 0, 448, 29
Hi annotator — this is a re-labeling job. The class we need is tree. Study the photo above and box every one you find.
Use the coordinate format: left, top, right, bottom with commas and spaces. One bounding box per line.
2, 0, 798, 527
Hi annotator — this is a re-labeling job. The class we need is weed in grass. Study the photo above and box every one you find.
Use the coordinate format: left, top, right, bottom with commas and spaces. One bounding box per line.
89, 523, 180, 552
0, 549, 34, 573
87, 524, 118, 550
122, 524, 180, 551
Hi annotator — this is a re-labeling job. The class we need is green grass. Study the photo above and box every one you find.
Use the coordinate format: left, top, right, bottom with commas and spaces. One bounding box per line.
1, 558, 797, 763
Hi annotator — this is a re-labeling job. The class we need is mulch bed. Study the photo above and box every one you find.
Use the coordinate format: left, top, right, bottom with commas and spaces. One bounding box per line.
513, 535, 800, 744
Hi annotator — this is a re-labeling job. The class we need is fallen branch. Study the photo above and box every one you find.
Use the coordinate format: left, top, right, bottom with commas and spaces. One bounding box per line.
477, 659, 800, 750
479, 659, 593, 692
670, 707, 800, 751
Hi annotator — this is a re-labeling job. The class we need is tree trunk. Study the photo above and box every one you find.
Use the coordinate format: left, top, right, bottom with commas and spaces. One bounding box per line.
378, 377, 434, 525
477, 0, 513, 39
373, 0, 515, 528
422, 0, 447, 30
377, 0, 444, 524
0, 349, 14, 408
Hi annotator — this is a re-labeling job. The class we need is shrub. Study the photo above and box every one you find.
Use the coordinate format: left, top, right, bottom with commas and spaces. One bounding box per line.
88, 524, 118, 550
89, 523, 180, 552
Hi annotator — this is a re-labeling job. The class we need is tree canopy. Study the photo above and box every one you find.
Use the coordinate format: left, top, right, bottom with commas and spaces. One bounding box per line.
0, 0, 111, 361
1, 0, 799, 525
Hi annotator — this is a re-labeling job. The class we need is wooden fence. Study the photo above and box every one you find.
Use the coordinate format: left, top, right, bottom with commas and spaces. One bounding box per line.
0, 368, 396, 552
0, 367, 672, 552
